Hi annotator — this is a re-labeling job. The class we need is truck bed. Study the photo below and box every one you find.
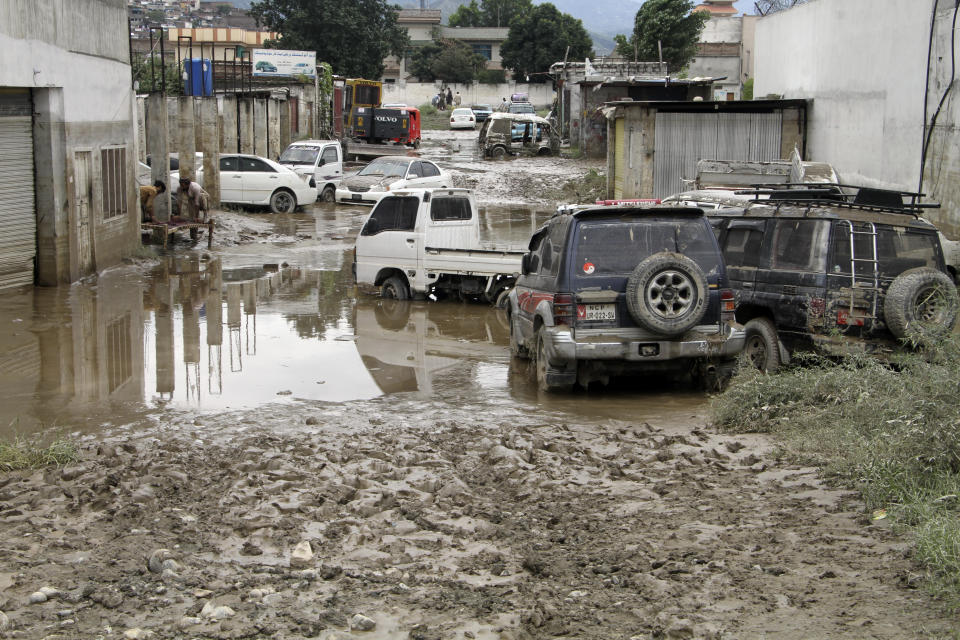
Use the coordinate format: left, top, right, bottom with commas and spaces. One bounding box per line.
423, 245, 524, 275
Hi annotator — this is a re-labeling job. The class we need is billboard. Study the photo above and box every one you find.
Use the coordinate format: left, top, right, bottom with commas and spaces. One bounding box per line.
251, 49, 316, 78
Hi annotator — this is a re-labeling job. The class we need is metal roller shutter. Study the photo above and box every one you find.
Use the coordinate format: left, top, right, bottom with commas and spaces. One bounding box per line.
0, 89, 35, 290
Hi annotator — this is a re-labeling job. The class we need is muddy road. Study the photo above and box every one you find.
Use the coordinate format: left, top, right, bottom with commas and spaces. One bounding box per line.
0, 132, 952, 638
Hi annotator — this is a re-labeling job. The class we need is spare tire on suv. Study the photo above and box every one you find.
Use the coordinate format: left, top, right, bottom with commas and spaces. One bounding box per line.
883, 266, 959, 341
625, 252, 709, 336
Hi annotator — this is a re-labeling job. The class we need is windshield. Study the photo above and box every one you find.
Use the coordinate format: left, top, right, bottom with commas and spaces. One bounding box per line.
359, 159, 408, 178
279, 146, 319, 165
574, 218, 721, 277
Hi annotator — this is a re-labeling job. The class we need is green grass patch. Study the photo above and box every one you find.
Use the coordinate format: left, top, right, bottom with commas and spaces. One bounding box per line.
419, 104, 457, 131
552, 168, 606, 204
712, 340, 960, 609
0, 437, 79, 471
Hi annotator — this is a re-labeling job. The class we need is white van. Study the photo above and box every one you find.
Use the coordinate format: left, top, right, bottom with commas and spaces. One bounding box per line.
278, 140, 343, 202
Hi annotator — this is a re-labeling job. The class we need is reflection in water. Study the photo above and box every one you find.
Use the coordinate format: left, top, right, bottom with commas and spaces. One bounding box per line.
0, 196, 714, 438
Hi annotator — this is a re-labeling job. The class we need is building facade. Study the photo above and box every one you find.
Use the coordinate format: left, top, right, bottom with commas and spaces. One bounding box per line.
752, 0, 956, 229
0, 0, 140, 289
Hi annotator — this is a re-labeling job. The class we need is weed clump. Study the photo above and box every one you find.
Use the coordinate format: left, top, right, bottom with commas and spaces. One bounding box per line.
713, 337, 960, 609
556, 168, 606, 204
0, 437, 78, 471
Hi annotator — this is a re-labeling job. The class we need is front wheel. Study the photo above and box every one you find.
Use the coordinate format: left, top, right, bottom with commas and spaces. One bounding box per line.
380, 275, 410, 300
269, 189, 296, 214
319, 186, 335, 203
491, 145, 508, 159
743, 317, 782, 373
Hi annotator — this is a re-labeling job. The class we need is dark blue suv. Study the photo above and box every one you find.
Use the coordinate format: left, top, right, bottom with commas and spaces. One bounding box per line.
507, 205, 745, 392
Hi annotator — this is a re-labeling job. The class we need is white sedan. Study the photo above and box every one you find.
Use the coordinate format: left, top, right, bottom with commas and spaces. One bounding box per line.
335, 156, 450, 206
449, 107, 476, 130
171, 154, 316, 213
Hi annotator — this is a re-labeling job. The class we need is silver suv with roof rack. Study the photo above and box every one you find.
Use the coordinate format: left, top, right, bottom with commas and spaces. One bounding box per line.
706, 184, 959, 370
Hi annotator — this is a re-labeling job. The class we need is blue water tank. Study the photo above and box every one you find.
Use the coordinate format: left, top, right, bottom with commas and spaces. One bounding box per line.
184, 58, 213, 97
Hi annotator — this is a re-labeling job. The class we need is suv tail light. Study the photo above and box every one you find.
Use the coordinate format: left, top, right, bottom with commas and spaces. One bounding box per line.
720, 289, 736, 324
553, 293, 575, 325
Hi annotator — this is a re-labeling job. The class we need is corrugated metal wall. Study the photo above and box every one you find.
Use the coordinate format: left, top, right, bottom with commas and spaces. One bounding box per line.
0, 90, 36, 290
653, 111, 783, 198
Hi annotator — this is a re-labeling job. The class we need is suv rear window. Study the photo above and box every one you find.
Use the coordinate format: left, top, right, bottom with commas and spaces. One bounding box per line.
574, 218, 720, 276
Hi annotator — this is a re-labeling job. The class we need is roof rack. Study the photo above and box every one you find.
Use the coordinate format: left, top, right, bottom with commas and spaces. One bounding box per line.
740, 183, 939, 217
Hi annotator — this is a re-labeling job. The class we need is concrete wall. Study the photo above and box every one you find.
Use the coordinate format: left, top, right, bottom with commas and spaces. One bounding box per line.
922, 0, 960, 238
0, 0, 139, 286
754, 0, 934, 193
381, 82, 554, 109
688, 16, 743, 99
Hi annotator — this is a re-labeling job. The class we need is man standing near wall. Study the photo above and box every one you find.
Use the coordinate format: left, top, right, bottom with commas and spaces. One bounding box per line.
454, 91, 462, 106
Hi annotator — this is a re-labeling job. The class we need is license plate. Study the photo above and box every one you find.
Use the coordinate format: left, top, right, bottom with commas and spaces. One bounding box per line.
352, 193, 361, 201
581, 303, 616, 321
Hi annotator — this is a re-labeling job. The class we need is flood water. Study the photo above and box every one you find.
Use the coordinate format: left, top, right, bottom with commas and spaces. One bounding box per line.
0, 200, 709, 440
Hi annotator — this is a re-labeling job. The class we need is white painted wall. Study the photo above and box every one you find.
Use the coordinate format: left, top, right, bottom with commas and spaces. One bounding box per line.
0, 33, 132, 123
700, 16, 742, 43
381, 82, 555, 110
754, 0, 935, 190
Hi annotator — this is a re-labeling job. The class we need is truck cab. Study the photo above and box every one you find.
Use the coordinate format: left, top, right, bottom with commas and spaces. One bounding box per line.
278, 140, 343, 202
354, 188, 524, 304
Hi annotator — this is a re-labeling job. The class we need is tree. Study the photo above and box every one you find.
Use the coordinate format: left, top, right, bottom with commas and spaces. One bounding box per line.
500, 3, 593, 82
131, 54, 183, 95
754, 0, 809, 14
410, 38, 487, 83
449, 0, 483, 27
146, 9, 165, 25
449, 0, 532, 28
614, 0, 708, 70
248, 0, 410, 79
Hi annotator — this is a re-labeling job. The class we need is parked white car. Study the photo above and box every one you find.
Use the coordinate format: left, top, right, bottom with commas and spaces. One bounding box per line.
171, 153, 316, 213
335, 156, 450, 206
278, 140, 343, 202
449, 107, 476, 130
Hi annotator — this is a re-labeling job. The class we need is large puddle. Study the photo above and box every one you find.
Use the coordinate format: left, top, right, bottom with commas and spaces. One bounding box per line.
0, 200, 709, 440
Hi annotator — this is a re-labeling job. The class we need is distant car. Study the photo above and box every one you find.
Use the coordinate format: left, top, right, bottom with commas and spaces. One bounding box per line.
335, 156, 450, 206
449, 107, 476, 130
255, 61, 277, 73
507, 101, 536, 115
471, 104, 493, 122
171, 153, 316, 213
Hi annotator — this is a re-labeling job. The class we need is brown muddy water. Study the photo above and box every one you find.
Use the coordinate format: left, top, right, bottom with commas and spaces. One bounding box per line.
0, 202, 707, 441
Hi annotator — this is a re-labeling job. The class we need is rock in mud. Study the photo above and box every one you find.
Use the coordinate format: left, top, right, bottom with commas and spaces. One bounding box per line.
124, 628, 153, 639
350, 613, 376, 631
200, 601, 236, 619
147, 549, 176, 574
0, 611, 8, 631
28, 591, 48, 604
290, 540, 313, 567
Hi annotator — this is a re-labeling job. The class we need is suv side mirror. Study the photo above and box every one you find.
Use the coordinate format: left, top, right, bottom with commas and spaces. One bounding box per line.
362, 218, 379, 235
318, 158, 326, 167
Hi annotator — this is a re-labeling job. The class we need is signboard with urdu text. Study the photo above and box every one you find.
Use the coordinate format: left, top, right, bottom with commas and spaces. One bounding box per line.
251, 49, 316, 78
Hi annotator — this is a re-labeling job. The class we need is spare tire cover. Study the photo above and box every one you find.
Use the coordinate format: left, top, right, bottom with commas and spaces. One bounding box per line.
883, 266, 959, 340
626, 252, 709, 336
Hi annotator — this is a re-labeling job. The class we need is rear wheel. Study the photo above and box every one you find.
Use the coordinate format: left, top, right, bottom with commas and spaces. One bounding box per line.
743, 317, 781, 373
269, 189, 296, 214
380, 275, 410, 300
535, 329, 573, 393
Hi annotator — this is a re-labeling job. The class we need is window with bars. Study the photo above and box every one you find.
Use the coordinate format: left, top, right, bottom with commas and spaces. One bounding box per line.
100, 146, 127, 220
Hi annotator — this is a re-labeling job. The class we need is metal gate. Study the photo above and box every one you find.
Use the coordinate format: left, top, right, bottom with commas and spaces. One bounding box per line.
0, 89, 36, 289
653, 110, 783, 198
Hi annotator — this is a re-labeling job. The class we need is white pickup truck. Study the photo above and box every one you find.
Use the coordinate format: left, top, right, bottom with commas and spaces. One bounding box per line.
353, 188, 524, 305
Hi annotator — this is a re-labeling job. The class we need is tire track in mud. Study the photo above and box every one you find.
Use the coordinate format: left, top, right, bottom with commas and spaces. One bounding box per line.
0, 403, 949, 638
